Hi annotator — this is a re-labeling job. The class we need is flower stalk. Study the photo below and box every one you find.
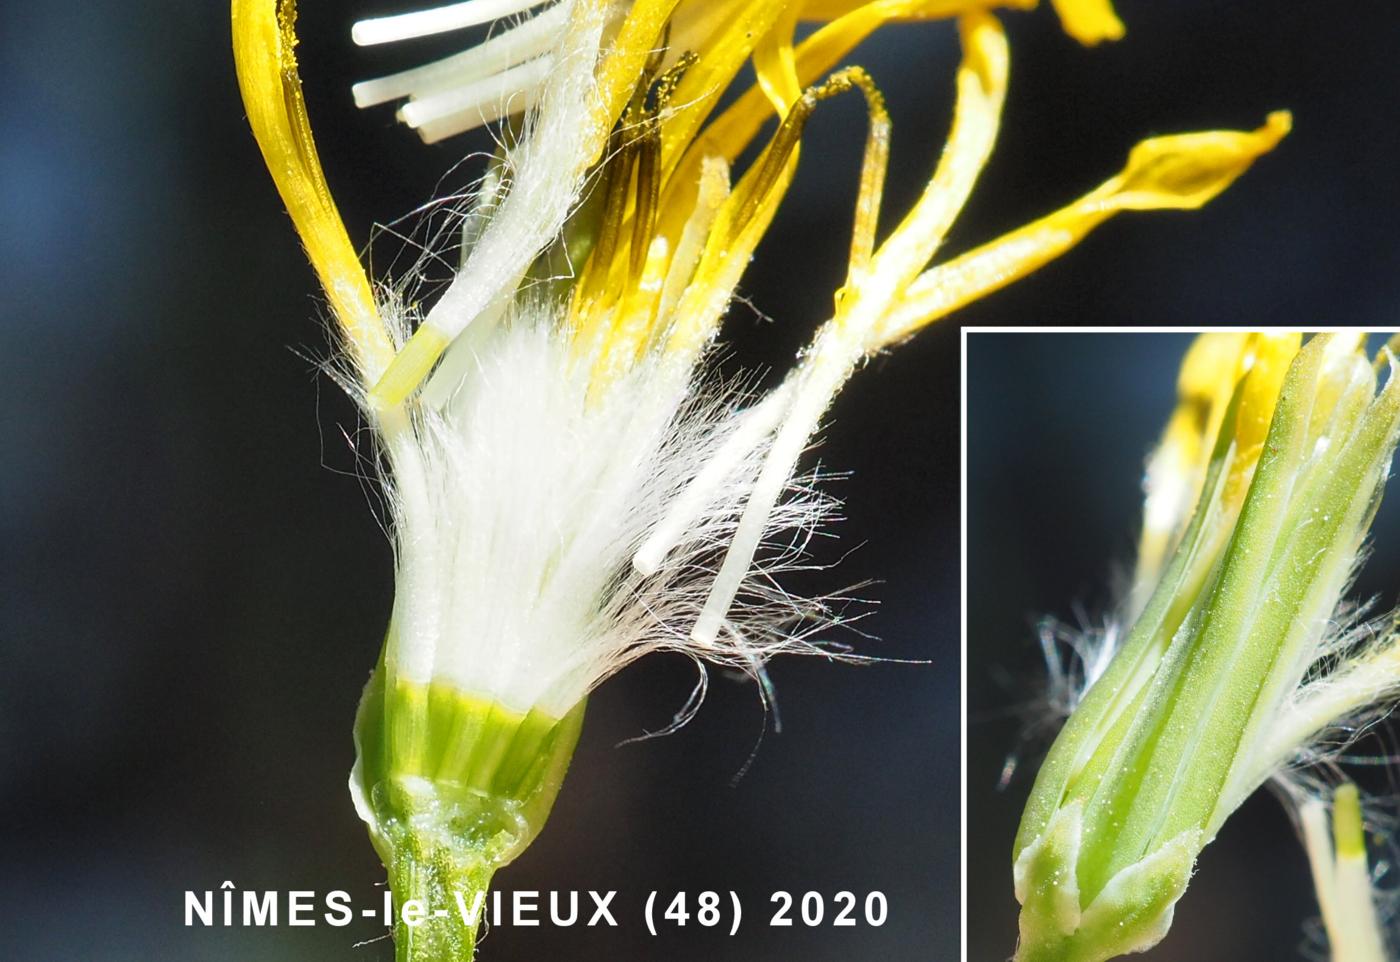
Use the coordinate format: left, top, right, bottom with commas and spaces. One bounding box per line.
1013, 334, 1400, 962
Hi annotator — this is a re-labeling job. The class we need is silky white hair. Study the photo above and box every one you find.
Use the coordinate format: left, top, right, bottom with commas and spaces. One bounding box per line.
366, 291, 860, 717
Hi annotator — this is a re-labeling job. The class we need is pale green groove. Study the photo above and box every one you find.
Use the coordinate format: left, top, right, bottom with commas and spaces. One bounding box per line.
1070, 341, 1325, 901
1158, 393, 1386, 842
1161, 356, 1395, 843
353, 638, 586, 962
1013, 383, 1242, 859
1211, 372, 1399, 821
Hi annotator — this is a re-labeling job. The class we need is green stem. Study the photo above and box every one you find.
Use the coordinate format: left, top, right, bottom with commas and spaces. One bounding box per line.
389, 821, 497, 962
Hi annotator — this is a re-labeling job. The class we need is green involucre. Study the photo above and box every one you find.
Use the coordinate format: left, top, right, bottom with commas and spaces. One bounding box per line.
352, 644, 586, 962
1012, 335, 1400, 962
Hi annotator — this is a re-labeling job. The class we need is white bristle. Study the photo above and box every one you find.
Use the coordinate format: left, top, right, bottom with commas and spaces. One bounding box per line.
352, 2, 567, 109
378, 308, 847, 718
633, 383, 792, 578
691, 342, 852, 646
352, 0, 550, 47
399, 55, 552, 140
415, 1, 608, 340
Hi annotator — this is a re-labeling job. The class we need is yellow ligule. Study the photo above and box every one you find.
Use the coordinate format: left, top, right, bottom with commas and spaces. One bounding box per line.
1224, 332, 1301, 504
1135, 332, 1250, 586
584, 0, 683, 166
656, 157, 733, 329
754, 8, 803, 116
880, 112, 1292, 344
1176, 332, 1252, 407
699, 1, 989, 179
660, 2, 795, 179
846, 75, 891, 281
663, 158, 796, 366
231, 0, 394, 380
589, 236, 673, 390
660, 8, 1007, 371
1169, 331, 1253, 479
843, 10, 1006, 344
652, 0, 1001, 284
571, 244, 634, 361
799, 0, 1034, 19
1107, 111, 1293, 210
571, 2, 1022, 391
1050, 0, 1125, 45
1133, 332, 1310, 594
664, 60, 886, 367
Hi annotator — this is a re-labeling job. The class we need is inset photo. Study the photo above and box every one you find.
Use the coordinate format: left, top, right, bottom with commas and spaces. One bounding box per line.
966, 331, 1400, 962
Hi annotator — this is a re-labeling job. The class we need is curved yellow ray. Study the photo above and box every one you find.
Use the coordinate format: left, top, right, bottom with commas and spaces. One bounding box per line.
846, 10, 1007, 332
232, 0, 395, 380
1050, 0, 1125, 45
879, 111, 1292, 344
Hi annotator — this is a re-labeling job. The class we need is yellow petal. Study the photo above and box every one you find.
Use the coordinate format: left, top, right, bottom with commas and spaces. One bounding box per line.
857, 12, 1007, 307
1050, 0, 1125, 46
660, 2, 795, 178
698, 0, 1028, 175
587, 235, 673, 390
652, 0, 868, 248
585, 0, 682, 163
797, 0, 1032, 20
827, 11, 1006, 351
1176, 332, 1252, 406
232, 0, 394, 380
753, 7, 803, 116
1133, 332, 1303, 598
1137, 332, 1252, 581
879, 111, 1291, 344
656, 156, 733, 327
1107, 111, 1293, 211
662, 64, 886, 367
1228, 332, 1301, 496
661, 146, 799, 367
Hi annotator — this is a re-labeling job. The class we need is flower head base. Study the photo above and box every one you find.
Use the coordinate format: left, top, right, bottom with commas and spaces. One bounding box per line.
1013, 334, 1400, 962
234, 0, 1286, 958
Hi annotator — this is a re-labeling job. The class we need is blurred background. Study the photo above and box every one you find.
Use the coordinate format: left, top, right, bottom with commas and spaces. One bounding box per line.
1, 1, 1397, 960
968, 333, 1400, 962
